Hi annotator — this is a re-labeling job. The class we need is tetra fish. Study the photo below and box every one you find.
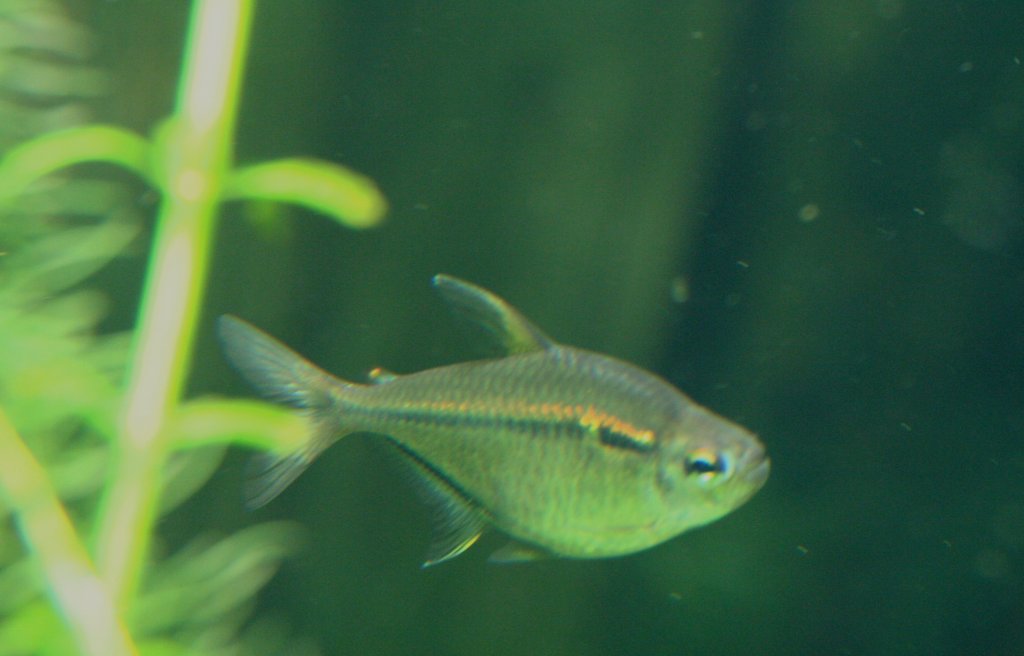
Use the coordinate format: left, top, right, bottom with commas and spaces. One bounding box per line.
219, 275, 769, 565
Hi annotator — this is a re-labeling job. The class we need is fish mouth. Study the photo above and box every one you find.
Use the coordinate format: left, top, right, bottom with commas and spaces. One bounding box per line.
745, 456, 770, 487
738, 444, 770, 487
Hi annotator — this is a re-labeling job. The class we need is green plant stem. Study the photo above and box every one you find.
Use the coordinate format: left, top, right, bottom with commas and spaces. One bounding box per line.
93, 0, 253, 611
0, 408, 137, 656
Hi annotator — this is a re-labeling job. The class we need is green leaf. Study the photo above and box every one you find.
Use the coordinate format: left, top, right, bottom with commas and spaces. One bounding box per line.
224, 158, 387, 229
167, 398, 310, 454
132, 523, 303, 637
2, 219, 140, 298
159, 447, 227, 514
0, 599, 71, 656
0, 125, 152, 205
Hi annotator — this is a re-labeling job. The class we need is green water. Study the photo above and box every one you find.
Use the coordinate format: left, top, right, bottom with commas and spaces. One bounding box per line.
5, 1, 1023, 654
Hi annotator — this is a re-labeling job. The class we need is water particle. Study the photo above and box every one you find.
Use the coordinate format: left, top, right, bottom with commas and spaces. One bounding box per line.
798, 203, 820, 222
669, 276, 690, 304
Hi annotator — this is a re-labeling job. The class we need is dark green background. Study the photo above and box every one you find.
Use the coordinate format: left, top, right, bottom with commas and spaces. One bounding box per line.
96, 2, 1024, 654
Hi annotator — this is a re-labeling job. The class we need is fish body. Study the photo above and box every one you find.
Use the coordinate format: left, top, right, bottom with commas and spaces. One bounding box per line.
219, 275, 769, 564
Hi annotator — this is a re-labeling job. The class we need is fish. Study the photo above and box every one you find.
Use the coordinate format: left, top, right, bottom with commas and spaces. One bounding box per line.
218, 274, 769, 565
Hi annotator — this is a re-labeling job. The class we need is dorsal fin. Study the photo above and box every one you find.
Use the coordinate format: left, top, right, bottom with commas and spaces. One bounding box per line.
432, 274, 554, 355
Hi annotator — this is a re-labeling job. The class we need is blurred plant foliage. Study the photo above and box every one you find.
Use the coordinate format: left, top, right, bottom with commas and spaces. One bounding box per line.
0, 1, 385, 655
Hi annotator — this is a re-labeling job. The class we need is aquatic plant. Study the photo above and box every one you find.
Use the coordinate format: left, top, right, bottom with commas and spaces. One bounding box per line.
0, 1, 385, 654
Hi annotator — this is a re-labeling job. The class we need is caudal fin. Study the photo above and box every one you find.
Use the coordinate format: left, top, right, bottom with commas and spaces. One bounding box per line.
217, 315, 348, 508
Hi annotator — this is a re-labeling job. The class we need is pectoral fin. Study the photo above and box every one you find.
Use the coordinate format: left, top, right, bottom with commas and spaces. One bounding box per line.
432, 274, 554, 355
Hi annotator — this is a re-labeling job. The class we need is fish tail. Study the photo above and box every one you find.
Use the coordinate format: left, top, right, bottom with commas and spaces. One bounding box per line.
217, 315, 353, 509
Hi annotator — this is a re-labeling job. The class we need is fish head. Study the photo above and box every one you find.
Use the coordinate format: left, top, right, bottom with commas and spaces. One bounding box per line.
653, 403, 769, 531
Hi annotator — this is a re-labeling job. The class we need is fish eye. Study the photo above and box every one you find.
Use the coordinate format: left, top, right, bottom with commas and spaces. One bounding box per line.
684, 448, 727, 480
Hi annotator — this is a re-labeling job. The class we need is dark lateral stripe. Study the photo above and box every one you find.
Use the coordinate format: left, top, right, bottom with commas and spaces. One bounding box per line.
597, 425, 656, 453
381, 404, 654, 455
390, 407, 577, 438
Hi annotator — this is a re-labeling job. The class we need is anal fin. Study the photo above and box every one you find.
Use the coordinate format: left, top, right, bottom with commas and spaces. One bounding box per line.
419, 476, 486, 567
391, 443, 487, 567
423, 518, 483, 567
